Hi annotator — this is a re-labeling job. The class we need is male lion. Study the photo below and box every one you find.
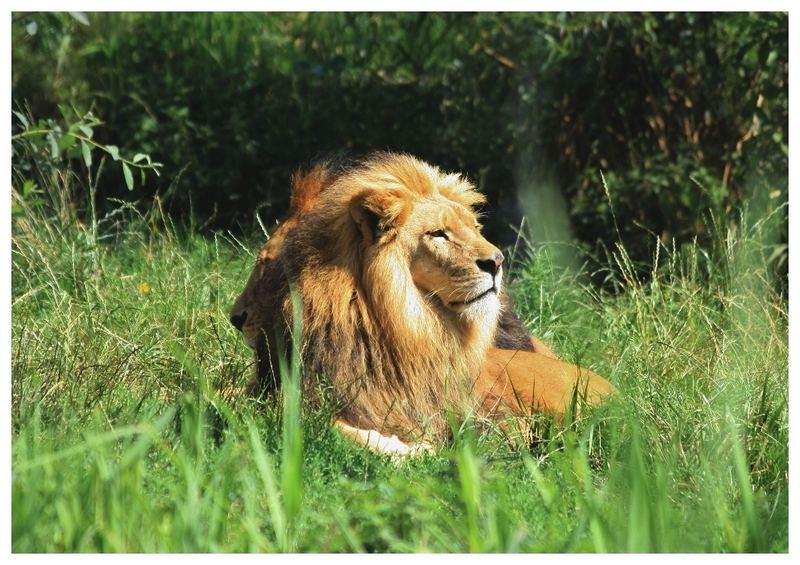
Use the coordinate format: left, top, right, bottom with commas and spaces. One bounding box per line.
230, 153, 615, 454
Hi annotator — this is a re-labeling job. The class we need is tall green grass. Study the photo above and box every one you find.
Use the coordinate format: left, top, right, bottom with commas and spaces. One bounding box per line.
11, 171, 788, 552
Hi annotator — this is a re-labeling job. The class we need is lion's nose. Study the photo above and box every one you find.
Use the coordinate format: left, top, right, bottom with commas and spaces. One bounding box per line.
476, 251, 504, 276
230, 311, 248, 331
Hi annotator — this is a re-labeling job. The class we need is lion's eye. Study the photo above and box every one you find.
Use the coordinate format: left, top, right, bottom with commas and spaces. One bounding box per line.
429, 229, 449, 240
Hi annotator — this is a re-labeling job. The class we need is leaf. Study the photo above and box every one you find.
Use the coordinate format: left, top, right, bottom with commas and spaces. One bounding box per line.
742, 45, 759, 69
58, 134, 76, 151
69, 12, 90, 26
47, 134, 59, 160
132, 153, 147, 163
79, 124, 94, 138
81, 141, 92, 168
12, 111, 29, 129
766, 50, 778, 67
107, 145, 120, 161
25, 20, 38, 36
122, 163, 134, 190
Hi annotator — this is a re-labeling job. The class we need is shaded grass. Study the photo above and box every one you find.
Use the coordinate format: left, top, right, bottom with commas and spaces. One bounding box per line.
11, 182, 788, 552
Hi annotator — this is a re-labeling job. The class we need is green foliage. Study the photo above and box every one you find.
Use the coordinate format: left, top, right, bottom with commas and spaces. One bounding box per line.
11, 163, 788, 551
11, 13, 788, 274
11, 104, 162, 231
536, 13, 788, 287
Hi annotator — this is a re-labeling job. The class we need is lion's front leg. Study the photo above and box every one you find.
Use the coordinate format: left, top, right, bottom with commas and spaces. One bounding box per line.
333, 419, 433, 458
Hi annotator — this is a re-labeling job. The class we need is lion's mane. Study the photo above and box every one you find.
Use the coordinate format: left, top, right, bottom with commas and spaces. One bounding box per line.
256, 153, 503, 440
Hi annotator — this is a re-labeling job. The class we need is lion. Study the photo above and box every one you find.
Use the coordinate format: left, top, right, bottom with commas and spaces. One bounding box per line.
230, 152, 615, 454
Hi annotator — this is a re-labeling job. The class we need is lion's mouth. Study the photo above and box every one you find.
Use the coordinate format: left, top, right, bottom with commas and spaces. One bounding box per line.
448, 286, 497, 307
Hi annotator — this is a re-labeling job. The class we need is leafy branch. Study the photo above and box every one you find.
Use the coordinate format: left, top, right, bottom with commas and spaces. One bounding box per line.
12, 108, 163, 190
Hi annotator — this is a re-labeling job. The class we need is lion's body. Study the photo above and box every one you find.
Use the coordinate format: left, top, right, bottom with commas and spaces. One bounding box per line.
476, 348, 615, 417
231, 152, 615, 448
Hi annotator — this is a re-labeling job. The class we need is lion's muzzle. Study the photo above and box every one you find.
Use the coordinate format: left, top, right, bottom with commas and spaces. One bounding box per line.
230, 311, 248, 331
475, 250, 504, 277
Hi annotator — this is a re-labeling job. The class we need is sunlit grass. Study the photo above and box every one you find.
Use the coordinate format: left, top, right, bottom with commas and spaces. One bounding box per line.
11, 177, 788, 552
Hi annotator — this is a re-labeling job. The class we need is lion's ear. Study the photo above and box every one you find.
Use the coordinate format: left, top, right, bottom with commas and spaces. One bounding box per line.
350, 189, 409, 245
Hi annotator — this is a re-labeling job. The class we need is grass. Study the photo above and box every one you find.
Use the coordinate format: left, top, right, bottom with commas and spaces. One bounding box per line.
11, 173, 788, 552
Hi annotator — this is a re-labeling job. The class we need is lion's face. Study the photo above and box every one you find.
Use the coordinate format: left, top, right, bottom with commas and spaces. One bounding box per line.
402, 198, 504, 322
229, 264, 265, 350
349, 186, 504, 329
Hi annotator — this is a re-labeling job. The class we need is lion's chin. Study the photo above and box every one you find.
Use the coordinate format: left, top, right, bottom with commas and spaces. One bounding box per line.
449, 289, 501, 323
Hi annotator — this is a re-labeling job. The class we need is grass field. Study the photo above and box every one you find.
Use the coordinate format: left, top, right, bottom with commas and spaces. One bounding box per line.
11, 177, 788, 552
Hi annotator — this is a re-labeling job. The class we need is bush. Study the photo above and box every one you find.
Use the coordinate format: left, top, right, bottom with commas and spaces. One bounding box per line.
12, 12, 787, 286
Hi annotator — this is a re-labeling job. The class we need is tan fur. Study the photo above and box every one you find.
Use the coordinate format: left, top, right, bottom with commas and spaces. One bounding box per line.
476, 348, 615, 418
255, 164, 331, 263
